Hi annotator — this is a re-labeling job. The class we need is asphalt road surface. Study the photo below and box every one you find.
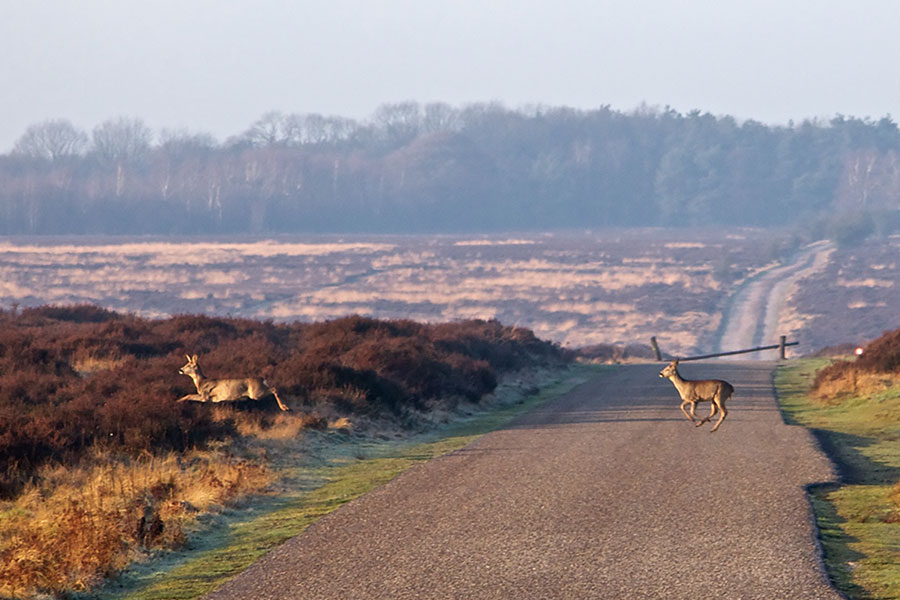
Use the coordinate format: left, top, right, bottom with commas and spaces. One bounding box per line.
207, 362, 841, 599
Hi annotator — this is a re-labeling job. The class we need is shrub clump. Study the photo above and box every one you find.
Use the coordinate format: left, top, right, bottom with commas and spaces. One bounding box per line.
811, 327, 900, 399
0, 307, 566, 498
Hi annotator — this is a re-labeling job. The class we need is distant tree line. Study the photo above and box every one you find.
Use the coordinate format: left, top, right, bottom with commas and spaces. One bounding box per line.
2, 103, 899, 236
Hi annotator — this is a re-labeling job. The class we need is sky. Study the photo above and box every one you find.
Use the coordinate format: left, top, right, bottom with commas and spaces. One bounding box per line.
2, 0, 899, 152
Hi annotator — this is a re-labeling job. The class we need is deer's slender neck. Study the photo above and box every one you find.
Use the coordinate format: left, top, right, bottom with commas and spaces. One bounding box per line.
188, 368, 206, 391
666, 369, 690, 392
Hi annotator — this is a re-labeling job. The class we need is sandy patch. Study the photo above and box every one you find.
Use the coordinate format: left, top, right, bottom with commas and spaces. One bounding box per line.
454, 239, 536, 246
836, 278, 894, 288
664, 242, 706, 249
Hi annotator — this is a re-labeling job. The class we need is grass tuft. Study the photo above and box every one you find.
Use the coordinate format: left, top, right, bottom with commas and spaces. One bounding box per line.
0, 451, 271, 599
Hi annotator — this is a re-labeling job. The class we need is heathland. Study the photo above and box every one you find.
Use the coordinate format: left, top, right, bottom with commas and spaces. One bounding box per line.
2, 230, 900, 355
2, 228, 900, 598
0, 307, 566, 598
0, 230, 782, 356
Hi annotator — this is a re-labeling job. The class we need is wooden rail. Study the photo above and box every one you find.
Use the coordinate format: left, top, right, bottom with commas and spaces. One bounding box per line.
651, 335, 798, 361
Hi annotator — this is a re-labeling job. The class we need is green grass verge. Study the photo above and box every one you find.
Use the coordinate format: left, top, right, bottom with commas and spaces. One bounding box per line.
101, 365, 599, 600
775, 360, 900, 600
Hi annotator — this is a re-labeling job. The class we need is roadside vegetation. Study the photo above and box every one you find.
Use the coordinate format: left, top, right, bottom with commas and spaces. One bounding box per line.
776, 329, 900, 599
0, 305, 568, 598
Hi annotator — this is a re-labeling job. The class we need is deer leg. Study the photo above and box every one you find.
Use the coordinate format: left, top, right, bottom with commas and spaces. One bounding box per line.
178, 393, 207, 403
680, 400, 696, 424
270, 388, 289, 411
710, 399, 727, 432
697, 401, 717, 426
689, 401, 704, 426
689, 401, 706, 427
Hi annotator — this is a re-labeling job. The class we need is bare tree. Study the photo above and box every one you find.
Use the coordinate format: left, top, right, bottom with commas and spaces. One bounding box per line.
243, 111, 293, 146
277, 114, 299, 145
374, 102, 421, 146
158, 128, 218, 159
13, 119, 88, 161
91, 117, 153, 197
92, 116, 153, 165
423, 103, 460, 133
153, 129, 218, 202
303, 113, 329, 144
301, 113, 359, 145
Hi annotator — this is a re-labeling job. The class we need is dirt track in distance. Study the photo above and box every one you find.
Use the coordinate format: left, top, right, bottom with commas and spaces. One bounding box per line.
206, 363, 840, 600
716, 241, 833, 358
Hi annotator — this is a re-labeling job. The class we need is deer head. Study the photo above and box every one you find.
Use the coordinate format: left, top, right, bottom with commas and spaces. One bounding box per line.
659, 360, 679, 379
179, 354, 201, 377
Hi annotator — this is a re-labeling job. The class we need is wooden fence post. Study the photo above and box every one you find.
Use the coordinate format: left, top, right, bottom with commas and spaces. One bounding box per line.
650, 336, 662, 361
780, 335, 787, 360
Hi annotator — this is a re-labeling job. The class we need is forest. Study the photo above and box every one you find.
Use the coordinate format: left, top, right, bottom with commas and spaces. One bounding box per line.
2, 103, 899, 237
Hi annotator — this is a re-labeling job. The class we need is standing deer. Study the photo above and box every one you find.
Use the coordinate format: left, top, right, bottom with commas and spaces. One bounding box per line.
178, 354, 289, 411
658, 360, 733, 432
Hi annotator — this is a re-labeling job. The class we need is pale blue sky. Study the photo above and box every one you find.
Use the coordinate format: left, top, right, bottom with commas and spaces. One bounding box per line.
1, 0, 899, 151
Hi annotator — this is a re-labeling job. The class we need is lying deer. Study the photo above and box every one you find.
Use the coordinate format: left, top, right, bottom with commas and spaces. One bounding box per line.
177, 354, 289, 411
658, 360, 733, 432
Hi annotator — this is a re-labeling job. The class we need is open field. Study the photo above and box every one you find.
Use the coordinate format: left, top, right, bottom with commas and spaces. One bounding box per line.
0, 229, 787, 357
6, 230, 898, 358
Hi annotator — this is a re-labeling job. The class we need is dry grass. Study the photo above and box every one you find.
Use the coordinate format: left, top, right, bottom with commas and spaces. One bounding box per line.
0, 449, 271, 598
813, 370, 900, 402
785, 237, 900, 351
71, 349, 128, 376
211, 407, 330, 440
891, 481, 900, 520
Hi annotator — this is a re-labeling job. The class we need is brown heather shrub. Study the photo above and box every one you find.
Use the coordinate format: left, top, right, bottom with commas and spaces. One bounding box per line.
812, 326, 900, 399
853, 328, 900, 373
0, 307, 565, 497
20, 303, 121, 324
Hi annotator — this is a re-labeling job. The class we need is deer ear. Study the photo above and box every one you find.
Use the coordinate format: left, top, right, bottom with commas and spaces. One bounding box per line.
673, 359, 680, 366
191, 354, 198, 362
185, 354, 191, 361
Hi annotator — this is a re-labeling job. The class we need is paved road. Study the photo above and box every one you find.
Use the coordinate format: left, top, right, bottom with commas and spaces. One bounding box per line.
207, 363, 841, 599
